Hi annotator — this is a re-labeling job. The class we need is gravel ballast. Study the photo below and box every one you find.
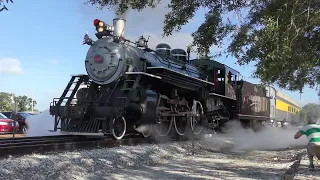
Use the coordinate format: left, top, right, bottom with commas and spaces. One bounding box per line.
294, 154, 320, 180
0, 136, 305, 180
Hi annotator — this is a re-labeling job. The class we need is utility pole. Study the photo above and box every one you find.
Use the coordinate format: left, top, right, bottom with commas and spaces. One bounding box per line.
318, 90, 320, 105
31, 89, 34, 113
10, 93, 17, 137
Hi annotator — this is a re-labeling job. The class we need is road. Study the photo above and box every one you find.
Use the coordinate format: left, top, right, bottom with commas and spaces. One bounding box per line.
0, 134, 24, 138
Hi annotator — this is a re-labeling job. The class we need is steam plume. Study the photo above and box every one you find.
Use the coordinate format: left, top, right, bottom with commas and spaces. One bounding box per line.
25, 110, 62, 137
201, 121, 307, 152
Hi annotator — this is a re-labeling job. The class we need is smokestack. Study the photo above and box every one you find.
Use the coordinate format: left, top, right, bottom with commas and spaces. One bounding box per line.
113, 18, 126, 41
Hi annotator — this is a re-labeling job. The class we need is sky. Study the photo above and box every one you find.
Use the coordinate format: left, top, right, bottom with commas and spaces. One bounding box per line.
0, 0, 319, 111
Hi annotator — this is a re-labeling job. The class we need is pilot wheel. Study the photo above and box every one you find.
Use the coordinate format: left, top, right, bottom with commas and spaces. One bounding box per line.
112, 117, 127, 140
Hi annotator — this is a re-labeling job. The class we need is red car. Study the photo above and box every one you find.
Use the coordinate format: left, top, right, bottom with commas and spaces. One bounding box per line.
0, 112, 19, 133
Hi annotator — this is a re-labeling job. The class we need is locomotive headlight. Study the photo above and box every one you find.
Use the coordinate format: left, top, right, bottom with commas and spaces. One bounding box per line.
98, 27, 104, 32
98, 21, 104, 27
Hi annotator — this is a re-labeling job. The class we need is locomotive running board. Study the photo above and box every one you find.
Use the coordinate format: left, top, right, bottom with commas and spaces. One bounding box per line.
147, 67, 214, 85
209, 92, 237, 100
146, 66, 214, 91
125, 72, 162, 79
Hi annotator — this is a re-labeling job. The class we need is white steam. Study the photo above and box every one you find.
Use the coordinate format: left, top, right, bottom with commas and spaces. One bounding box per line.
25, 110, 62, 137
135, 124, 149, 133
23, 109, 308, 152
203, 121, 307, 152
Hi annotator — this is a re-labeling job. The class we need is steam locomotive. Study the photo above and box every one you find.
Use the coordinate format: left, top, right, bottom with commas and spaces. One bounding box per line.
49, 18, 300, 140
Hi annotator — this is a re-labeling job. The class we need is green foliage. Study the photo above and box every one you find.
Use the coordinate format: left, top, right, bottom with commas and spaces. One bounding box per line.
0, 0, 14, 12
228, 1, 320, 91
0, 92, 37, 112
0, 92, 12, 111
299, 103, 320, 125
86, 0, 320, 92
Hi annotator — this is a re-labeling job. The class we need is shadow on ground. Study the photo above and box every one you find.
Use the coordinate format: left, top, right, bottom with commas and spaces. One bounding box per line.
0, 142, 301, 180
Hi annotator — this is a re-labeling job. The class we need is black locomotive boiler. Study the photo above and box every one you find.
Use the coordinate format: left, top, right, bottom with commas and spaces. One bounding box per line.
49, 18, 290, 140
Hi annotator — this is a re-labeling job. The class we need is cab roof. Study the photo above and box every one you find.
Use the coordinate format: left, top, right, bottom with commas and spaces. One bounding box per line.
190, 58, 240, 75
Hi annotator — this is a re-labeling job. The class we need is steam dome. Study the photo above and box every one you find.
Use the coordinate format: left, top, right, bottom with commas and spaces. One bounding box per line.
155, 43, 171, 57
171, 49, 187, 62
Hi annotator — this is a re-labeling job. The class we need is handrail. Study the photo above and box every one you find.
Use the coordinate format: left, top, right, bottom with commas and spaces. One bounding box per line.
145, 49, 206, 78
50, 97, 109, 107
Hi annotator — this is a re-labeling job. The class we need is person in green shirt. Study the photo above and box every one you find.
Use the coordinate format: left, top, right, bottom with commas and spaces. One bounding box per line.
294, 114, 320, 171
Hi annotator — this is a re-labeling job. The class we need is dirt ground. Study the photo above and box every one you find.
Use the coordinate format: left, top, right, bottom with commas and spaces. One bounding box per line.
294, 154, 320, 180
0, 133, 24, 138
106, 148, 305, 180
0, 137, 312, 180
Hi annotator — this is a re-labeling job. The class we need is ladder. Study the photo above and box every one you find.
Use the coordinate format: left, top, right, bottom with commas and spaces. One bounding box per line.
121, 75, 141, 105
114, 74, 142, 116
56, 75, 87, 107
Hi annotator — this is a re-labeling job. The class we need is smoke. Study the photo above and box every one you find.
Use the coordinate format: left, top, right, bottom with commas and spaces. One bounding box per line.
201, 121, 307, 152
25, 110, 62, 137
134, 123, 172, 142
79, 0, 172, 33
135, 124, 149, 133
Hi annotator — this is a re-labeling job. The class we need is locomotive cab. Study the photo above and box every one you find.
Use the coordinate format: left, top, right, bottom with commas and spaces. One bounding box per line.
189, 58, 240, 98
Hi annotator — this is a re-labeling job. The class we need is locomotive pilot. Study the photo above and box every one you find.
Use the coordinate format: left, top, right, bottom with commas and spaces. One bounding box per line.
294, 114, 320, 170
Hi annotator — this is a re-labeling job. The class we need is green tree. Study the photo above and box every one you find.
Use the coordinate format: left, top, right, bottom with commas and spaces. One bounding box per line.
86, 0, 320, 91
15, 95, 30, 112
0, 92, 12, 111
0, 0, 13, 12
300, 103, 320, 124
228, 1, 320, 92
0, 92, 37, 112
27, 97, 37, 111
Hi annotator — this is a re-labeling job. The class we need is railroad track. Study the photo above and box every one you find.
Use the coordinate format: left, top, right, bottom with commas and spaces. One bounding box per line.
0, 134, 189, 159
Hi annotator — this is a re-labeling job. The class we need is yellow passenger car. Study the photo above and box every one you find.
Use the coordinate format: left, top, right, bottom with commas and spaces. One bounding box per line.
275, 90, 300, 124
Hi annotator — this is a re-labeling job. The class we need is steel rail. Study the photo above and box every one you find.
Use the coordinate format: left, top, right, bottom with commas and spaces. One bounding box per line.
0, 135, 188, 159
0, 135, 82, 143
0, 136, 83, 143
